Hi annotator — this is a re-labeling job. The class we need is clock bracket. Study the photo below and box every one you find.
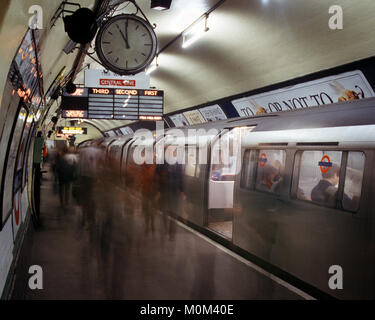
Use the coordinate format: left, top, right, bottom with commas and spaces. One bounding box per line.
97, 0, 156, 30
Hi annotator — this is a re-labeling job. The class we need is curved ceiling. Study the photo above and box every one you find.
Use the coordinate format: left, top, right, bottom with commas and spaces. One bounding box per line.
2, 0, 375, 135
73, 0, 375, 134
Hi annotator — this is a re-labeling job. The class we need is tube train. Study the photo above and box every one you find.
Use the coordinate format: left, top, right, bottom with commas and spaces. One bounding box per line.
78, 97, 375, 299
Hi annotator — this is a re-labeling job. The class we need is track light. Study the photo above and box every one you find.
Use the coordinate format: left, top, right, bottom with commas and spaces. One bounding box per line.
63, 8, 98, 44
51, 86, 61, 100
146, 56, 159, 75
151, 0, 172, 11
65, 82, 77, 94
182, 14, 209, 48
51, 116, 58, 124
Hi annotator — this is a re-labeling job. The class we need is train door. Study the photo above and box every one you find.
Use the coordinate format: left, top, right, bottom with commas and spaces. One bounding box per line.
207, 127, 253, 239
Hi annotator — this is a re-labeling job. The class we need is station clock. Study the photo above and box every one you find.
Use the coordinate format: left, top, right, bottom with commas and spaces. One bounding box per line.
95, 14, 157, 75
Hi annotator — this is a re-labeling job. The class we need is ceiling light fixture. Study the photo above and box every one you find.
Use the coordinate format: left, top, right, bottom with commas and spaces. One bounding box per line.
182, 14, 209, 49
151, 0, 172, 11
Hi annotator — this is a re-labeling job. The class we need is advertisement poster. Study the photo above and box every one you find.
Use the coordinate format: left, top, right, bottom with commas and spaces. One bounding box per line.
232, 70, 375, 117
169, 113, 190, 127
3, 108, 27, 227
199, 104, 227, 122
183, 110, 205, 125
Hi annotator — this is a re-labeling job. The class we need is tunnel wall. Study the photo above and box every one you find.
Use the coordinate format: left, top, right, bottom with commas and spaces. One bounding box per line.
0, 86, 35, 298
0, 28, 43, 299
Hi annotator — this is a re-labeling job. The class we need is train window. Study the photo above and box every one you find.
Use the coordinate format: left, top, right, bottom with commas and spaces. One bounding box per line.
241, 150, 257, 189
255, 150, 286, 194
128, 143, 154, 165
127, 145, 137, 166
164, 145, 182, 164
343, 152, 365, 212
297, 151, 342, 207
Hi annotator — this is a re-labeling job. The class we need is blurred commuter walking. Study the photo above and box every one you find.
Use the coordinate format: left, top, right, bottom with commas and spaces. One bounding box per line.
55, 146, 78, 207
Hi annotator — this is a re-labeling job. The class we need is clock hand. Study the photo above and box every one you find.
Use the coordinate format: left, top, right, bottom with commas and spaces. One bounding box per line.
125, 19, 129, 46
116, 24, 130, 49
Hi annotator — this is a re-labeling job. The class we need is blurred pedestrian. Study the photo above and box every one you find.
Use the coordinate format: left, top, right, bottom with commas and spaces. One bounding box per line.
55, 146, 77, 207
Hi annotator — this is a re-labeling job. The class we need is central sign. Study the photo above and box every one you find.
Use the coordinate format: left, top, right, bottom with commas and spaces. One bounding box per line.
84, 69, 150, 89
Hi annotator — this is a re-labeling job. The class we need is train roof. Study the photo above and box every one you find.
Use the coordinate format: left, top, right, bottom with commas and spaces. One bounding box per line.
166, 97, 375, 133
86, 98, 375, 148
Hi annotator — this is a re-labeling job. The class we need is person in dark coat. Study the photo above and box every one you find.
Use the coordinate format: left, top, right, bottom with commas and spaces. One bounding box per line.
311, 164, 359, 210
55, 146, 76, 207
311, 165, 340, 207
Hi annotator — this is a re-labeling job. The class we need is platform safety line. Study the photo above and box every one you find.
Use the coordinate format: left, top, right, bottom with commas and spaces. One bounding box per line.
170, 217, 315, 300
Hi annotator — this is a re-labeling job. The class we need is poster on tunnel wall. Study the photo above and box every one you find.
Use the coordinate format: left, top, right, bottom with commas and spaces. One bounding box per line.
3, 107, 27, 236
169, 113, 190, 127
232, 70, 375, 117
183, 110, 205, 125
199, 104, 227, 122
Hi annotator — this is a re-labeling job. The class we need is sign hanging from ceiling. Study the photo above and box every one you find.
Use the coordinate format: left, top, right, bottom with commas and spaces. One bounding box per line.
232, 70, 375, 117
61, 87, 163, 120
57, 127, 87, 135
84, 69, 150, 89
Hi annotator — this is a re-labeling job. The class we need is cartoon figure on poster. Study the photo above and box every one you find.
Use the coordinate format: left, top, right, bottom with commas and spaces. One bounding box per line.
250, 99, 267, 115
330, 80, 363, 102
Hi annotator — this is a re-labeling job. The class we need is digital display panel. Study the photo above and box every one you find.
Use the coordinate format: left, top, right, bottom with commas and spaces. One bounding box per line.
63, 110, 87, 118
61, 87, 164, 120
57, 127, 87, 135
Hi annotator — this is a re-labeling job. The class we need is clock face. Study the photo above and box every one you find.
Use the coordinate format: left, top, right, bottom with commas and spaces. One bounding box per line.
95, 14, 157, 75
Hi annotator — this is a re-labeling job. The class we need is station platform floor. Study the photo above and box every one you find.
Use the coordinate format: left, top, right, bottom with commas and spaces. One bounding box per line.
11, 166, 306, 300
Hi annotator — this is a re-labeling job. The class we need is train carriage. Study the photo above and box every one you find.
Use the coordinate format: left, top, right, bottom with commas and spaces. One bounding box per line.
85, 97, 375, 299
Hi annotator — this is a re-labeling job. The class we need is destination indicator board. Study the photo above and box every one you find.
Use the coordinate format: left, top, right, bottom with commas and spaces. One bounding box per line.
57, 127, 87, 135
61, 87, 164, 120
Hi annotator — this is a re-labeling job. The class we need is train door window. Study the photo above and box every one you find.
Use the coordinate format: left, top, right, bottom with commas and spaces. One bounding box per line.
22, 122, 34, 188
210, 130, 240, 182
184, 145, 197, 177
343, 152, 365, 212
195, 162, 201, 178
208, 128, 242, 210
255, 150, 286, 194
17, 113, 32, 192
241, 149, 258, 189
297, 151, 342, 207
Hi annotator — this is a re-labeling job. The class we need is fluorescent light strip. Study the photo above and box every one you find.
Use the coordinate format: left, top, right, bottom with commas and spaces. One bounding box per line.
182, 15, 209, 49
146, 56, 159, 75
146, 64, 158, 75
182, 31, 205, 48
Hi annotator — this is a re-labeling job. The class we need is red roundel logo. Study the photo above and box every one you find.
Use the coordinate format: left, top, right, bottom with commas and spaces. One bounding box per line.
13, 192, 21, 226
319, 155, 332, 173
259, 153, 267, 167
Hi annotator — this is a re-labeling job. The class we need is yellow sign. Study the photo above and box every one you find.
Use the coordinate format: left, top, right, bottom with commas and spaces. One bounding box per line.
59, 127, 86, 135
